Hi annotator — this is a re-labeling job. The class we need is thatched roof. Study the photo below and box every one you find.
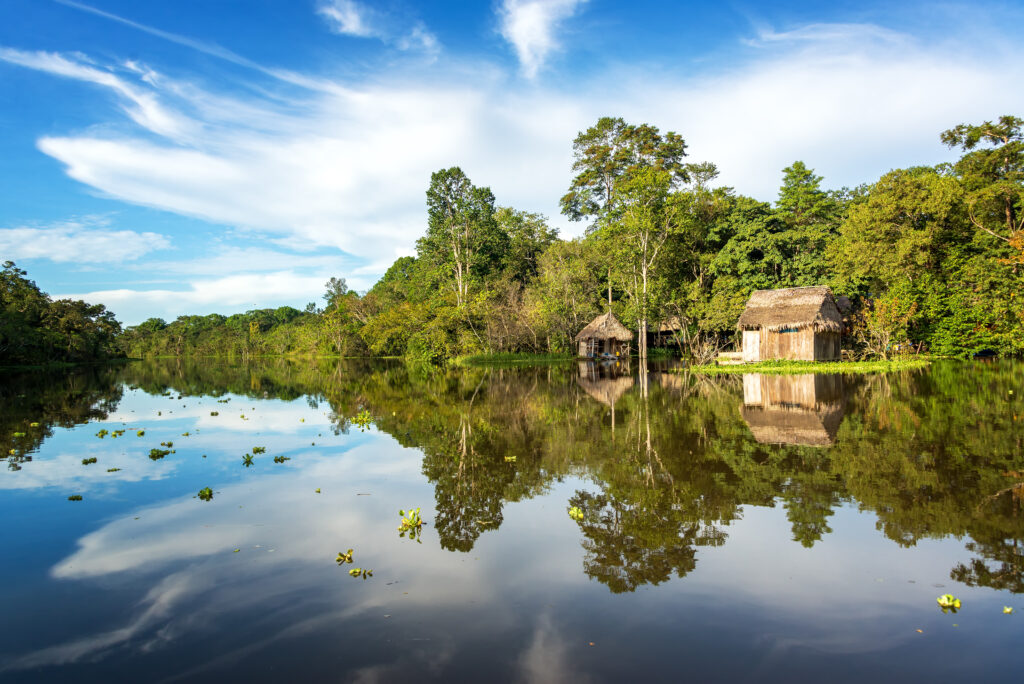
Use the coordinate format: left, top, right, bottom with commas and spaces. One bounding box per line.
737, 286, 842, 333
575, 311, 634, 342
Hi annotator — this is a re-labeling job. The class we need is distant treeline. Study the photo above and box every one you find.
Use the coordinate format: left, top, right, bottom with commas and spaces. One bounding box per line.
63, 115, 1024, 362
0, 261, 121, 366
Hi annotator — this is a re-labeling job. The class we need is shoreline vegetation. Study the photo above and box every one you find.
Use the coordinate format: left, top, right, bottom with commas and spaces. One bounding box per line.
686, 358, 933, 375
4, 115, 1022, 368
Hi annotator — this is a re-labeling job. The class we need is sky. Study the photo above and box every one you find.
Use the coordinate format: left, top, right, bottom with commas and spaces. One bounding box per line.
1, 0, 1023, 325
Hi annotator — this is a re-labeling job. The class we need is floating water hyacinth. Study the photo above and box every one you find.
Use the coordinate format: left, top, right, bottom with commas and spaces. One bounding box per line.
29, 422, 39, 427
273, 455, 290, 463
336, 549, 354, 565
198, 487, 214, 501
252, 447, 266, 454
398, 508, 424, 542
68, 495, 82, 501
242, 454, 254, 467
160, 441, 173, 448
136, 430, 145, 437
1004, 606, 1014, 614
504, 455, 516, 462
348, 567, 373, 580
149, 448, 171, 460
568, 506, 585, 521
352, 409, 372, 431
937, 594, 961, 612
95, 429, 108, 438
82, 457, 97, 465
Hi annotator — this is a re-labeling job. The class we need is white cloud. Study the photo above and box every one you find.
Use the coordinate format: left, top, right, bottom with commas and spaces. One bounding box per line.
60, 271, 332, 323
498, 0, 587, 78
317, 0, 378, 38
397, 23, 441, 57
3, 18, 1024, 321
0, 216, 169, 263
0, 47, 193, 139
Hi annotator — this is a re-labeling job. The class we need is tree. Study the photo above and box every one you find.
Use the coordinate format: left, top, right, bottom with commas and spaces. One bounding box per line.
603, 167, 682, 360
560, 117, 689, 222
419, 167, 505, 306
323, 277, 349, 310
942, 115, 1024, 247
494, 207, 558, 281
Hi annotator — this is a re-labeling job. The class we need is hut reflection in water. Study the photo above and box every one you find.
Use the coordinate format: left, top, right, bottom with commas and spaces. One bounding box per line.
577, 360, 633, 432
740, 373, 846, 447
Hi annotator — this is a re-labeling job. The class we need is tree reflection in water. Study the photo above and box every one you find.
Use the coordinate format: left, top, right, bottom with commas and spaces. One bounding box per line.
3, 357, 1022, 594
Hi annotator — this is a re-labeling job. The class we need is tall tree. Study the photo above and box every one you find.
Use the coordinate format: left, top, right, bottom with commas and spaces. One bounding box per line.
604, 168, 682, 360
419, 167, 504, 307
561, 116, 689, 222
942, 115, 1024, 247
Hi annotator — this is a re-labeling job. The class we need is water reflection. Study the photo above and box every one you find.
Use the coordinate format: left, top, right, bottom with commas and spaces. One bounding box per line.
741, 373, 846, 446
2, 358, 1024, 680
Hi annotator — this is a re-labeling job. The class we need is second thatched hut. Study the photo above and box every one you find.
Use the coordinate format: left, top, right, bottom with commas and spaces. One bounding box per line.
737, 286, 842, 362
576, 311, 633, 357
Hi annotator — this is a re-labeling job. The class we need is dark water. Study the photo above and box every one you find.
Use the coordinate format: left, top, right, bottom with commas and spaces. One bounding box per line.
1, 358, 1022, 683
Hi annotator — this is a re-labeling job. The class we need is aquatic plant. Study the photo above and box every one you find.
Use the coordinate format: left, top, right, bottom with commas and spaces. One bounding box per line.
348, 567, 373, 580
1004, 606, 1014, 614
136, 430, 145, 437
252, 446, 266, 454
12, 431, 26, 437
29, 422, 39, 427
353, 409, 373, 431
937, 594, 961, 612
504, 455, 516, 462
82, 457, 97, 465
198, 487, 214, 501
336, 548, 354, 565
210, 411, 219, 416
149, 448, 171, 460
273, 455, 290, 463
242, 454, 254, 467
107, 468, 121, 472
68, 495, 82, 501
96, 429, 108, 438
160, 441, 173, 448
568, 506, 584, 521
181, 432, 190, 437
398, 508, 424, 542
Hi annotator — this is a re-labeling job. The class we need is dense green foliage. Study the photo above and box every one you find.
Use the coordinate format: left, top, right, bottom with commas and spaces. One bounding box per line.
111, 114, 1023, 361
0, 261, 121, 366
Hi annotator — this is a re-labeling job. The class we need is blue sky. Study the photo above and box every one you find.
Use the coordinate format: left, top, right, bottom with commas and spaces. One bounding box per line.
2, 0, 1023, 324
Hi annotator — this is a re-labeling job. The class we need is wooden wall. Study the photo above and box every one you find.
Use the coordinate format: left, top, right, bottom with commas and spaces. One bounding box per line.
746, 329, 840, 361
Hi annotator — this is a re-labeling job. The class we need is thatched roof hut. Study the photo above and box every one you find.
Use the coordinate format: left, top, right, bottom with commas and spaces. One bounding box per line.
737, 286, 842, 362
576, 311, 633, 357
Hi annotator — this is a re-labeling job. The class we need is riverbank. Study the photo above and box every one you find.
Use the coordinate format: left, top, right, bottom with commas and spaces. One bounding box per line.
687, 358, 932, 375
452, 352, 575, 366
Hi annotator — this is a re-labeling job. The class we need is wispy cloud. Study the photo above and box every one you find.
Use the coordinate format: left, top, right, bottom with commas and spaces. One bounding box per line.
317, 0, 378, 38
498, 0, 587, 78
0, 216, 169, 264
0, 47, 192, 139
316, 0, 440, 57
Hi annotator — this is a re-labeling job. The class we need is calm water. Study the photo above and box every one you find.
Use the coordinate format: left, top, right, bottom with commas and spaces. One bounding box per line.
1, 358, 1022, 683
